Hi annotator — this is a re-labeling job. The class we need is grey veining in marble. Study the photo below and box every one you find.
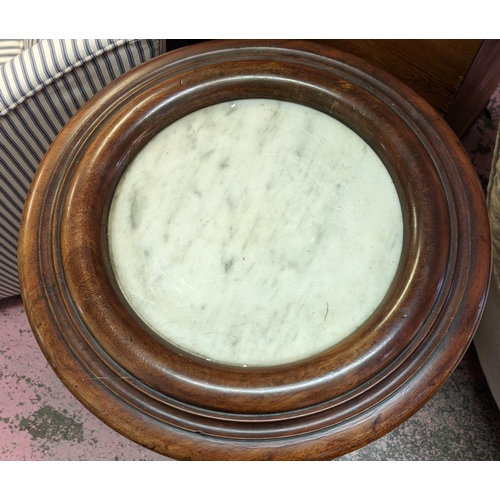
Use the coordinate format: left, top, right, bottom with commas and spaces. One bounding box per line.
108, 99, 403, 366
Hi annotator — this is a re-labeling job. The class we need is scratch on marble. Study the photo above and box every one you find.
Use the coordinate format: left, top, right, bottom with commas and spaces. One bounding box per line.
177, 274, 204, 303
297, 225, 342, 293
128, 288, 156, 306
201, 331, 240, 341
241, 213, 262, 251
304, 131, 330, 154
314, 130, 343, 146
142, 250, 160, 303
262, 152, 312, 168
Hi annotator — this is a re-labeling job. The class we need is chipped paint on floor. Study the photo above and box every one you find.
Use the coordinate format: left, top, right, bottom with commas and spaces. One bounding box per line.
0, 295, 169, 460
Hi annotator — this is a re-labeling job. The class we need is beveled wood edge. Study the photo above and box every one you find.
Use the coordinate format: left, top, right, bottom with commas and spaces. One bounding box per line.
59, 50, 452, 410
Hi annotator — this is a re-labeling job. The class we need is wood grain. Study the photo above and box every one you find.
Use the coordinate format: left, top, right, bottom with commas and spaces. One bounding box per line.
18, 40, 491, 460
309, 39, 482, 118
445, 40, 500, 137
169, 40, 493, 137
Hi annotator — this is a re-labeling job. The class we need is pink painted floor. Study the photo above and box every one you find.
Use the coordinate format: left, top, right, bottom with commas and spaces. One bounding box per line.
2, 84, 500, 461
0, 295, 169, 460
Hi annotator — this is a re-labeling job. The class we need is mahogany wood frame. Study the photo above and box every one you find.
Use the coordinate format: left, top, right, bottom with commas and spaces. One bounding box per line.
18, 40, 491, 460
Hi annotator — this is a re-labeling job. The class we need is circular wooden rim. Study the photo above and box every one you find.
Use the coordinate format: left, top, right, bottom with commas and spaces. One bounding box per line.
19, 40, 490, 460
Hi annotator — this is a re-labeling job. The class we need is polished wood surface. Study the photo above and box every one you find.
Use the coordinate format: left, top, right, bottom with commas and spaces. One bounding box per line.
18, 40, 491, 460
171, 40, 498, 138
309, 39, 482, 118
446, 40, 500, 137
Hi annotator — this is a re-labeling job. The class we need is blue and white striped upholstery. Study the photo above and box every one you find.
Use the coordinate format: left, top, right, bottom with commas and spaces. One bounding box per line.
0, 39, 167, 299
0, 40, 23, 66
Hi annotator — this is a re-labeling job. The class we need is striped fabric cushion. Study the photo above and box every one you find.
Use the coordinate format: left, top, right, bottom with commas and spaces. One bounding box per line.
0, 40, 23, 66
0, 39, 167, 299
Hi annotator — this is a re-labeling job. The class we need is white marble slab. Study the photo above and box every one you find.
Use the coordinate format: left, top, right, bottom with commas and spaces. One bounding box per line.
108, 99, 403, 367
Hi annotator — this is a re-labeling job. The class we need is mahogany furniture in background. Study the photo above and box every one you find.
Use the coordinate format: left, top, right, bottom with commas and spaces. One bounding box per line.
311, 40, 500, 138
18, 40, 490, 460
169, 40, 500, 138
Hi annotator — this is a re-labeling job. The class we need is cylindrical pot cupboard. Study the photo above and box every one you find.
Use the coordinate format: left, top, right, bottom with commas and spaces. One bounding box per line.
18, 40, 491, 460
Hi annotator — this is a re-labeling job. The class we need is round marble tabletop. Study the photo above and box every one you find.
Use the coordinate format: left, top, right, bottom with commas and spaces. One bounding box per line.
108, 99, 403, 366
20, 41, 491, 460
